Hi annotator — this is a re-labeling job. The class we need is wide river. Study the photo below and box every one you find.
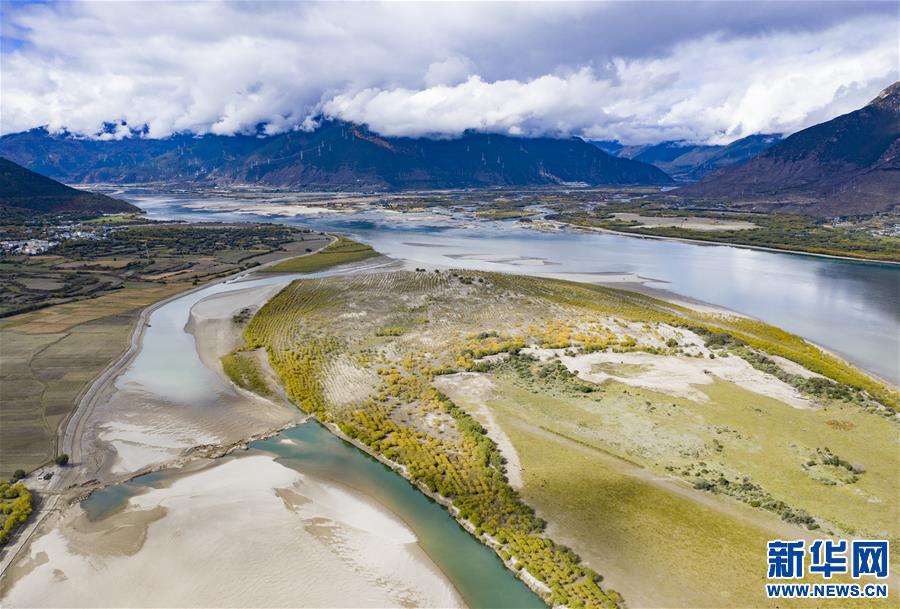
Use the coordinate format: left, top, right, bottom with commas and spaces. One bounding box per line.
130, 191, 899, 384
76, 267, 544, 609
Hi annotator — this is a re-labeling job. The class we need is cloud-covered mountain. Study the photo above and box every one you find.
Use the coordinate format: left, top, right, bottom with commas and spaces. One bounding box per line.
675, 82, 900, 215
0, 122, 673, 189
1, 2, 895, 145
0, 158, 138, 217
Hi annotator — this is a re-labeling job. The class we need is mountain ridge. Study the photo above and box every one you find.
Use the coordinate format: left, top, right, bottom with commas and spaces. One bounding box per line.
674, 82, 900, 215
0, 157, 139, 218
590, 134, 782, 182
0, 121, 673, 189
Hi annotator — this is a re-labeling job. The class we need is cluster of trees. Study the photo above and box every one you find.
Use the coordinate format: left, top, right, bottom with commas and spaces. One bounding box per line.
492, 353, 597, 397
571, 323, 619, 353
735, 346, 864, 405
528, 321, 573, 349
374, 326, 406, 337
689, 320, 895, 409
499, 529, 619, 609
244, 280, 340, 352
221, 351, 272, 397
0, 269, 114, 317
0, 483, 32, 546
456, 332, 525, 369
338, 364, 622, 608
269, 341, 334, 416
250, 306, 623, 607
491, 273, 675, 326
54, 224, 299, 260
684, 464, 819, 529
525, 318, 685, 358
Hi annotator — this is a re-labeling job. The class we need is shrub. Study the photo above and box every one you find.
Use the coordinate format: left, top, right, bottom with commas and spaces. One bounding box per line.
0, 483, 32, 545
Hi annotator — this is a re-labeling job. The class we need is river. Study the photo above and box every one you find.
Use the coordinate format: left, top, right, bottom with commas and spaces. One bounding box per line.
129, 190, 899, 384
40, 265, 544, 609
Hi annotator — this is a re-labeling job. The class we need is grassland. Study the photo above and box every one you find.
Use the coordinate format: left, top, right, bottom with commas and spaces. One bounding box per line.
0, 224, 330, 478
261, 235, 377, 273
500, 416, 893, 608
468, 366, 897, 606
557, 206, 900, 262
81, 213, 146, 225
475, 209, 538, 220
239, 269, 897, 608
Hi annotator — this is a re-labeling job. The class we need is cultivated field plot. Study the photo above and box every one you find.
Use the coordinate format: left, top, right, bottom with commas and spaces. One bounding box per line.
262, 235, 374, 273
238, 270, 898, 609
0, 222, 330, 317
0, 300, 159, 477
0, 225, 331, 476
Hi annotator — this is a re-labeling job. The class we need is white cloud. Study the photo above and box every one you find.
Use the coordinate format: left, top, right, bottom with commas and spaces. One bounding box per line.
424, 56, 477, 87
326, 19, 897, 144
0, 2, 896, 144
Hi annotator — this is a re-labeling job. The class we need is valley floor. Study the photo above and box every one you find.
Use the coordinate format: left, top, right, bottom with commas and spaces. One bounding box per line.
2, 240, 897, 609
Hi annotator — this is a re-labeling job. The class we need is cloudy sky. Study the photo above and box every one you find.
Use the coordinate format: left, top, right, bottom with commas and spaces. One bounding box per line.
1, 1, 897, 144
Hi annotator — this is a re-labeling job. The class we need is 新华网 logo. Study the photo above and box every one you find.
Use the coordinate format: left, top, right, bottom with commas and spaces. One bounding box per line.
765, 539, 890, 599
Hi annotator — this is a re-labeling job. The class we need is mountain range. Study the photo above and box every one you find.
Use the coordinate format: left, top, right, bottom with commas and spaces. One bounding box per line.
676, 82, 900, 215
603, 134, 783, 182
1, 82, 896, 216
0, 121, 672, 189
0, 158, 138, 219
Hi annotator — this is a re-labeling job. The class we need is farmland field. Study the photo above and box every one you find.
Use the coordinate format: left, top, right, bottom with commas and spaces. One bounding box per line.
0, 225, 330, 478
262, 235, 377, 273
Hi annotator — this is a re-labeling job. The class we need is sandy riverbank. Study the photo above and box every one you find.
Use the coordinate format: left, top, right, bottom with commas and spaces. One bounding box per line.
186, 281, 287, 378
1, 261, 469, 608
77, 279, 302, 480
1, 454, 464, 608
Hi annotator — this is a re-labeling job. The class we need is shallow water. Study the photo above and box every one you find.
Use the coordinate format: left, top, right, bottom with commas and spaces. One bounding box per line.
80, 470, 168, 521
84, 263, 544, 608
259, 422, 545, 609
84, 422, 546, 608
116, 274, 300, 404
116, 264, 389, 405
130, 191, 899, 384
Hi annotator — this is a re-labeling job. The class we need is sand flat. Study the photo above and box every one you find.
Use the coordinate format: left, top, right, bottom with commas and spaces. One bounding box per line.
2, 454, 465, 608
522, 345, 812, 409
612, 213, 759, 231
